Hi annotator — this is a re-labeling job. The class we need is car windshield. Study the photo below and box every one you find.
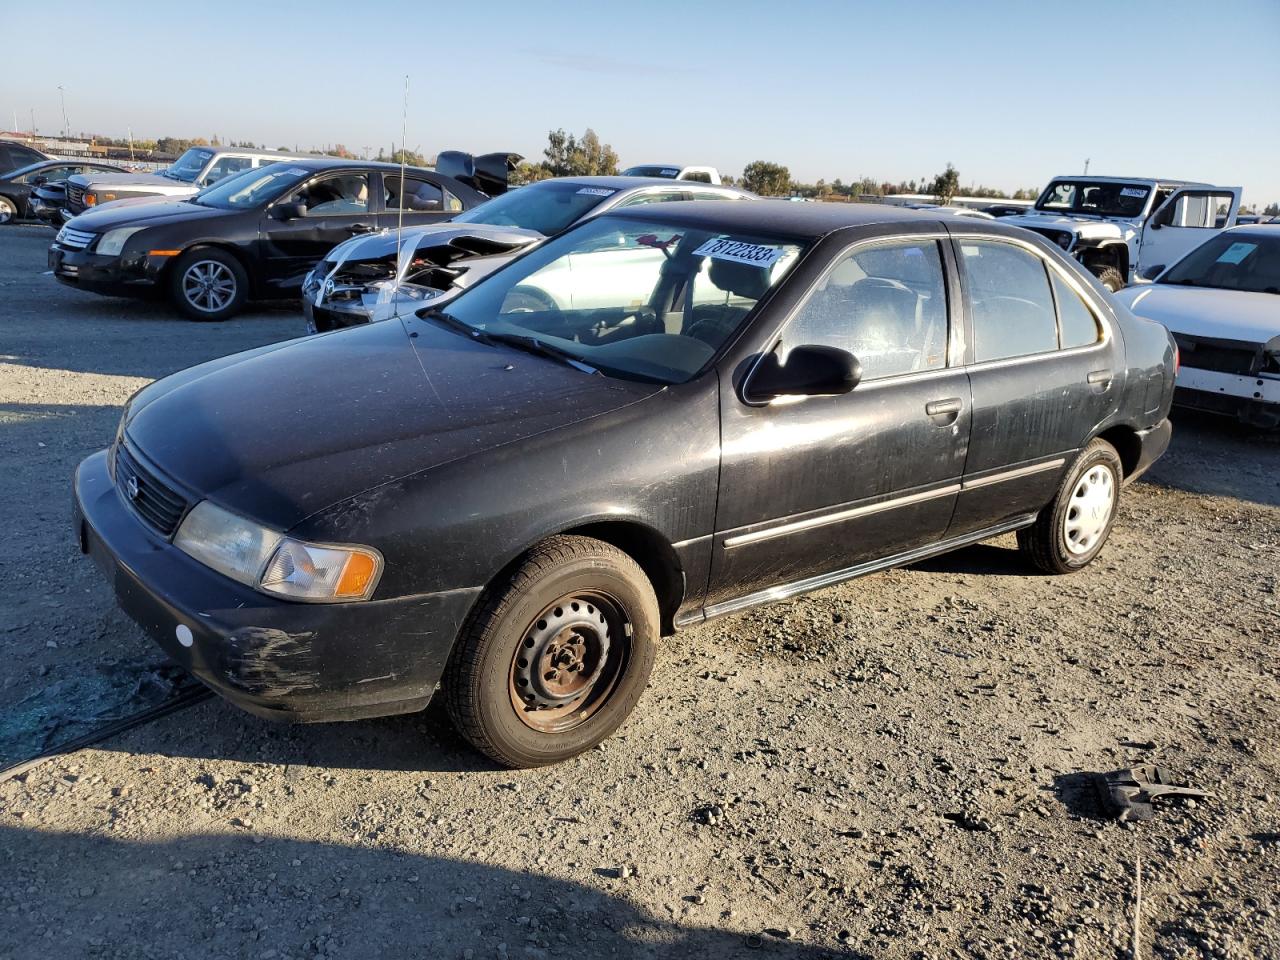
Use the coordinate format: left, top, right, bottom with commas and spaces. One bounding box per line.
1035, 180, 1150, 218
452, 181, 617, 236
164, 148, 215, 182
423, 215, 806, 384
1158, 233, 1280, 294
622, 165, 681, 179
191, 163, 312, 210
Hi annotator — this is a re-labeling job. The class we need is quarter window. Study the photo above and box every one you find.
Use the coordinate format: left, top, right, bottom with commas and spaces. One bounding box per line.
960, 241, 1058, 362
1050, 272, 1101, 348
784, 240, 949, 380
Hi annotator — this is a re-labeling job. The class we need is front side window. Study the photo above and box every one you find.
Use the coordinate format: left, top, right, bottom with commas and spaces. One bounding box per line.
960, 241, 1058, 362
434, 216, 806, 384
385, 175, 444, 212
1153, 191, 1237, 229
784, 240, 949, 379
293, 174, 370, 216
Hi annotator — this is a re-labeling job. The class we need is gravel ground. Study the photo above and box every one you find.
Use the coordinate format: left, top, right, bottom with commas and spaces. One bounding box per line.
1, 224, 1277, 960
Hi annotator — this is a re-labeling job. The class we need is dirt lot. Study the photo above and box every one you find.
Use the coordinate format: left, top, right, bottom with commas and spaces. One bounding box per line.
1, 224, 1277, 959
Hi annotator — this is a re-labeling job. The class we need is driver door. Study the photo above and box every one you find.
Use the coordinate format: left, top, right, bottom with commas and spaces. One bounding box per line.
1139, 187, 1241, 275
260, 171, 377, 292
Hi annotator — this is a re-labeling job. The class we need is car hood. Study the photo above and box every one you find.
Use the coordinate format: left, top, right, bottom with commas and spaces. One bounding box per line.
64, 198, 233, 232
124, 318, 661, 530
1114, 284, 1280, 344
1002, 211, 1131, 239
71, 171, 190, 190
322, 222, 544, 268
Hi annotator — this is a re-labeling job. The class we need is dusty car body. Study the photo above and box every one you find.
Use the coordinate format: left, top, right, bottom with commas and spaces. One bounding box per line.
302, 176, 751, 332
1114, 225, 1280, 427
74, 201, 1174, 768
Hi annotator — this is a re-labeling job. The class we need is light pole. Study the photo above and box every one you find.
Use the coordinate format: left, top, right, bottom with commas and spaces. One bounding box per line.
58, 85, 70, 139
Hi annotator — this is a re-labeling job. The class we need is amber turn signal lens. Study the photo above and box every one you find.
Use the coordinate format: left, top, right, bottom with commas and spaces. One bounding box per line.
148, 250, 181, 257
335, 552, 379, 598
84, 194, 97, 206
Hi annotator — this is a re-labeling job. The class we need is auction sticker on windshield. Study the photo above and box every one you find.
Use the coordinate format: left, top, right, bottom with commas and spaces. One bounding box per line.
1120, 187, 1148, 198
1216, 241, 1257, 265
577, 187, 615, 197
694, 237, 784, 268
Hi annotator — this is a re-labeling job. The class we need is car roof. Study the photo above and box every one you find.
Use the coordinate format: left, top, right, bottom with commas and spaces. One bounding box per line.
539, 175, 740, 192
602, 198, 952, 241
1227, 223, 1280, 234
1044, 174, 1209, 188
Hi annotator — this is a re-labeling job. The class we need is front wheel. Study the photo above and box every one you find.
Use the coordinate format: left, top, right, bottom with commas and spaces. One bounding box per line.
444, 536, 658, 768
1088, 264, 1125, 293
0, 196, 17, 224
168, 248, 248, 321
1017, 439, 1123, 574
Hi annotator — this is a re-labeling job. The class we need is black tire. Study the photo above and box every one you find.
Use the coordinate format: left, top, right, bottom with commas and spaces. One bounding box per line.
1089, 264, 1125, 293
1017, 439, 1123, 574
168, 248, 248, 321
444, 535, 659, 768
0, 195, 17, 225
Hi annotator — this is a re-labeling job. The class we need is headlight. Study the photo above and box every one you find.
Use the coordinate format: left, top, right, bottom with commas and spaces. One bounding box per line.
97, 226, 146, 257
173, 500, 382, 602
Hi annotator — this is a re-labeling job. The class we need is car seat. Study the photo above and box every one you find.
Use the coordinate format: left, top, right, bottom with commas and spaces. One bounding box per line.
683, 259, 771, 345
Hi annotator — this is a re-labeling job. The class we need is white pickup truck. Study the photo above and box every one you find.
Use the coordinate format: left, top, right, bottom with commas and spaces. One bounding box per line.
1001, 176, 1242, 291
620, 163, 723, 185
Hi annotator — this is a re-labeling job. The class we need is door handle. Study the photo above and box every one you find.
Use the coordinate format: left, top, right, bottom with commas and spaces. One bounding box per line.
346, 223, 375, 235
925, 397, 963, 425
1087, 369, 1113, 386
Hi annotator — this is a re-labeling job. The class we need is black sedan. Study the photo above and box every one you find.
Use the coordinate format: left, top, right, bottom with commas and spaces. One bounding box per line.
48, 158, 491, 320
0, 159, 128, 224
73, 202, 1175, 767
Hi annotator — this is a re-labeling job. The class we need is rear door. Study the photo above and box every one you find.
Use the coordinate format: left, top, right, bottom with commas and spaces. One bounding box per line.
706, 234, 972, 613
946, 235, 1120, 536
259, 170, 378, 290
1138, 187, 1242, 275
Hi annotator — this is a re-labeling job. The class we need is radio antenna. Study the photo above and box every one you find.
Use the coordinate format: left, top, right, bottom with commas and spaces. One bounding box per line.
396, 74, 409, 260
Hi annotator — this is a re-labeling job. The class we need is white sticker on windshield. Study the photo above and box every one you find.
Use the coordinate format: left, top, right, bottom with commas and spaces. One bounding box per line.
280, 167, 309, 178
694, 237, 784, 268
577, 187, 616, 197
662, 169, 680, 177
1120, 187, 1147, 198
1216, 241, 1256, 265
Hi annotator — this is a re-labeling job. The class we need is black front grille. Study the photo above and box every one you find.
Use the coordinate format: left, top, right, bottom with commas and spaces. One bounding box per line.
1172, 334, 1262, 376
67, 183, 86, 211
113, 442, 190, 537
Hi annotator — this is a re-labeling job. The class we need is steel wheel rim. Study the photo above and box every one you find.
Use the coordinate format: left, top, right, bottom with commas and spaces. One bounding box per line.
508, 591, 629, 733
182, 260, 237, 313
1063, 463, 1115, 555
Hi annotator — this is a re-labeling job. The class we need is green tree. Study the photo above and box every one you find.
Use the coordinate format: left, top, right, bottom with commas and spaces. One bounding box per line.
741, 160, 791, 196
541, 128, 619, 177
929, 163, 960, 205
1264, 201, 1279, 217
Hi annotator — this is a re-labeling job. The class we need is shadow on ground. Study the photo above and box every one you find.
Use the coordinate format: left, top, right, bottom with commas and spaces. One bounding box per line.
0, 825, 853, 959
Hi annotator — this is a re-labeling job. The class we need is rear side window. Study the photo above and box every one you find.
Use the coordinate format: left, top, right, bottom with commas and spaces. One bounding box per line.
386, 175, 443, 212
785, 239, 949, 379
960, 241, 1058, 362
1050, 272, 1101, 348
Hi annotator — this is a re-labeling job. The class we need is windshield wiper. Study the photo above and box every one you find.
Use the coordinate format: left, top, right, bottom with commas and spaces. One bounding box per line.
485, 332, 599, 374
418, 308, 496, 344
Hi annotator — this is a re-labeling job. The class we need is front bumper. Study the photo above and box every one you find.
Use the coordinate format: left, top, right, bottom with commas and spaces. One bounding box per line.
48, 245, 165, 297
73, 449, 481, 722
1175, 366, 1280, 428
302, 294, 376, 334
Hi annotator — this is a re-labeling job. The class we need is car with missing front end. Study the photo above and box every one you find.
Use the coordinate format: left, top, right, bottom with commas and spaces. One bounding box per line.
1113, 225, 1280, 428
0, 159, 129, 224
48, 158, 494, 320
302, 176, 751, 332
74, 201, 1175, 768
1000, 175, 1242, 291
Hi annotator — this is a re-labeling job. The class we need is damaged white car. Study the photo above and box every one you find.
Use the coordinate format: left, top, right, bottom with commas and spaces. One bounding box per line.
1114, 225, 1280, 428
302, 176, 751, 332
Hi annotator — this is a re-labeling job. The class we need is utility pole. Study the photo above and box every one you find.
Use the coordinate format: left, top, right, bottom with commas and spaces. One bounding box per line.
57, 85, 69, 139
1083, 158, 1091, 175
30, 108, 36, 135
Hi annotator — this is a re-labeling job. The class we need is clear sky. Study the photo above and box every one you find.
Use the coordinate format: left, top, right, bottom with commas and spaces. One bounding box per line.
4, 0, 1279, 204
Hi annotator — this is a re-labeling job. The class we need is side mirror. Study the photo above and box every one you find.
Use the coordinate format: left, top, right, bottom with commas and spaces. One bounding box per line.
31, 175, 47, 186
1139, 264, 1165, 281
746, 345, 861, 402
271, 202, 308, 221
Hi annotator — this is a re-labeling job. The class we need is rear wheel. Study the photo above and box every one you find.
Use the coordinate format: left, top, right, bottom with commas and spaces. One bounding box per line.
168, 248, 248, 321
1018, 439, 1123, 574
444, 536, 658, 768
1088, 264, 1125, 293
